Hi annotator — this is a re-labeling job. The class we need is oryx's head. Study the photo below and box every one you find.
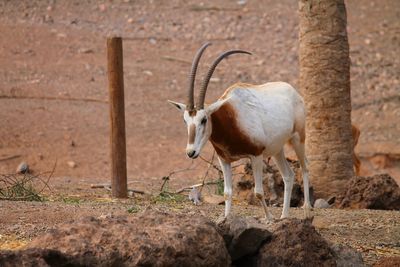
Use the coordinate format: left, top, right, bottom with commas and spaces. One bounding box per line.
168, 43, 251, 159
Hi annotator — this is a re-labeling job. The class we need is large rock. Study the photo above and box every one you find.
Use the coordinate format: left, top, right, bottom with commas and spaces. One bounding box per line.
216, 215, 272, 262
217, 216, 364, 267
27, 211, 230, 266
257, 218, 336, 267
339, 174, 400, 210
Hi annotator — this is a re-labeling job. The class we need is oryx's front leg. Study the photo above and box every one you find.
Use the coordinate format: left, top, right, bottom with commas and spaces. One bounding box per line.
251, 155, 274, 221
218, 157, 232, 217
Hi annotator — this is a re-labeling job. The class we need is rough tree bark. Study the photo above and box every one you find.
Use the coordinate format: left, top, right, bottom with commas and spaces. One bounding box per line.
299, 0, 354, 198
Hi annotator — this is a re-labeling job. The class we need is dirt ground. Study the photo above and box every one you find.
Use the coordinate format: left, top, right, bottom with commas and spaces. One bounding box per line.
0, 198, 399, 266
0, 0, 399, 265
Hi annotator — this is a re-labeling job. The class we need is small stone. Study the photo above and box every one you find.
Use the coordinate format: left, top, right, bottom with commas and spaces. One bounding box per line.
127, 18, 134, 24
99, 4, 106, 12
314, 198, 331, 209
43, 14, 53, 23
67, 161, 77, 168
331, 243, 365, 267
188, 187, 201, 205
16, 162, 29, 174
275, 23, 283, 32
98, 213, 113, 219
149, 37, 157, 45
57, 33, 67, 39
143, 70, 153, 76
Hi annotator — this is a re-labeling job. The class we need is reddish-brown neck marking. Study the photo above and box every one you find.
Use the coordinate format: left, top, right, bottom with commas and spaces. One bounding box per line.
210, 102, 264, 162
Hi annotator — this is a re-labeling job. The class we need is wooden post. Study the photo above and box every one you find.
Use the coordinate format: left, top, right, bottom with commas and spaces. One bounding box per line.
107, 37, 127, 198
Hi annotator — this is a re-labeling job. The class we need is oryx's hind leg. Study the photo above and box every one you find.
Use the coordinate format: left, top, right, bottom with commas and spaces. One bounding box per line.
290, 133, 312, 218
251, 155, 274, 221
272, 149, 295, 219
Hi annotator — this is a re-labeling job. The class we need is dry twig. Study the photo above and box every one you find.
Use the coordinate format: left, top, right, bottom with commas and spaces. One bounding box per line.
160, 161, 196, 193
90, 183, 146, 195
199, 154, 222, 174
198, 150, 216, 194
161, 55, 191, 64
0, 95, 108, 104
175, 181, 220, 194
0, 155, 21, 162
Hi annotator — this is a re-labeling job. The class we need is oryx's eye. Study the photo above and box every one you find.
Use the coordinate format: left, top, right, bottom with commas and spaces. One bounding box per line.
201, 117, 207, 125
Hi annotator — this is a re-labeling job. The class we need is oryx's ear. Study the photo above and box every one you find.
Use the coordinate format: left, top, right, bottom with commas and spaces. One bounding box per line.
167, 100, 186, 112
205, 99, 227, 115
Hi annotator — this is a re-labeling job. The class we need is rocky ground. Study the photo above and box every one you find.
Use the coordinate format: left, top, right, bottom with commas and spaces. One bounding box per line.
0, 0, 399, 266
0, 197, 399, 266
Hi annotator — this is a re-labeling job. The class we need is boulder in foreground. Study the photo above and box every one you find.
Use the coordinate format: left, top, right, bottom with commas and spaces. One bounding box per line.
26, 211, 230, 267
0, 211, 367, 267
257, 218, 337, 267
339, 174, 400, 210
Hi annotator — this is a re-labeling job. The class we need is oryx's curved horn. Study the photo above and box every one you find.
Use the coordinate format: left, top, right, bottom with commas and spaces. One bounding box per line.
197, 50, 252, 110
187, 42, 211, 111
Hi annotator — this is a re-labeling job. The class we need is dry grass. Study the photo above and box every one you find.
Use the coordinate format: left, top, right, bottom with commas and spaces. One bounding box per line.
0, 163, 54, 201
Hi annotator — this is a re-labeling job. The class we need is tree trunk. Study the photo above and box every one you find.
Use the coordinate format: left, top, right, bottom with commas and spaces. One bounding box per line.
299, 0, 354, 198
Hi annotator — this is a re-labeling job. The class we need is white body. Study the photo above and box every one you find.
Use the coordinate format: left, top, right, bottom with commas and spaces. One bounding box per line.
221, 82, 304, 158
170, 81, 311, 220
